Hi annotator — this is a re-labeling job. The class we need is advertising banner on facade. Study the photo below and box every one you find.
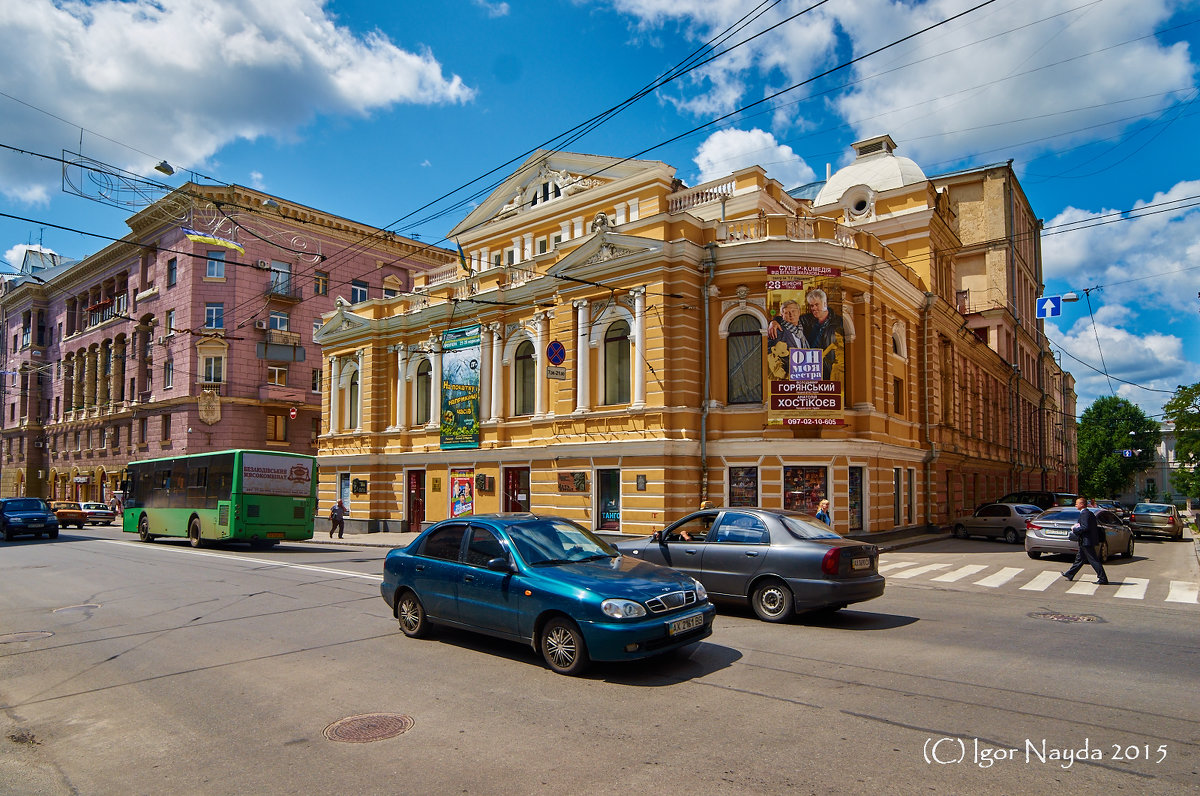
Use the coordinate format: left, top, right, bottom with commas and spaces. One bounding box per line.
440, 324, 482, 449
766, 266, 846, 426
449, 467, 474, 517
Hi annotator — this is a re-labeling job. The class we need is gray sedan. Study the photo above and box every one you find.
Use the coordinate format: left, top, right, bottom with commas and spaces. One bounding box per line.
1129, 502, 1184, 540
953, 503, 1042, 543
611, 508, 884, 622
1024, 507, 1134, 561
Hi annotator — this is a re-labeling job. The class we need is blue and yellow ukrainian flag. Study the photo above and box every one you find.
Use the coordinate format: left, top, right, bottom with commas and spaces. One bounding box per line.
181, 227, 244, 254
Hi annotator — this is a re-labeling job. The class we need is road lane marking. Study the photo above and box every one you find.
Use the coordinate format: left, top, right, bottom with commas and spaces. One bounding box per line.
931, 564, 987, 583
1066, 579, 1100, 595
878, 561, 919, 573
92, 539, 384, 581
1113, 577, 1149, 600
974, 567, 1022, 588
1019, 570, 1061, 591
887, 563, 951, 579
1166, 581, 1199, 604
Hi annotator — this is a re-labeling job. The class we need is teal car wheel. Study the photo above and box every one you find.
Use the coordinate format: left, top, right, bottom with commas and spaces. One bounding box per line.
541, 618, 589, 676
397, 592, 429, 638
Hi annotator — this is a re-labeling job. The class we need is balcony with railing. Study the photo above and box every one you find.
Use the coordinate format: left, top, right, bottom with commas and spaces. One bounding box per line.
265, 328, 301, 346
198, 380, 225, 396
266, 277, 302, 302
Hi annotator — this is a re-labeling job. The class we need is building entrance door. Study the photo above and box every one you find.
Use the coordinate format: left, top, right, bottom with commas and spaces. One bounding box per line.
503, 467, 530, 512
597, 469, 620, 530
407, 470, 426, 533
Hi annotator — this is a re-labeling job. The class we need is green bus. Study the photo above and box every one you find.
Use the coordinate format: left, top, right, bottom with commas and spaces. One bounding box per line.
122, 449, 317, 547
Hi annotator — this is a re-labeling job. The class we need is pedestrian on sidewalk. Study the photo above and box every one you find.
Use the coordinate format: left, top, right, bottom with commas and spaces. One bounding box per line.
1062, 496, 1108, 584
815, 499, 831, 526
329, 499, 346, 539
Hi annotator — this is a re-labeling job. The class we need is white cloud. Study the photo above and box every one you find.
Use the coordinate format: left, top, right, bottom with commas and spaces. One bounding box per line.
693, 128, 816, 188
1042, 179, 1200, 316
3, 244, 55, 271
0, 0, 475, 203
473, 0, 510, 18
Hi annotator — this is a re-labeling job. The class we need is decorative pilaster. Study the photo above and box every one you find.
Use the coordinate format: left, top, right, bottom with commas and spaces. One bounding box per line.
573, 299, 590, 414
631, 286, 646, 410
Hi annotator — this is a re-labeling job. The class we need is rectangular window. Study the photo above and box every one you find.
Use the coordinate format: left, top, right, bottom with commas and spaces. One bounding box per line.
728, 467, 758, 507
165, 309, 175, 335
907, 468, 916, 525
311, 368, 321, 393
138, 417, 148, 444
536, 237, 548, 254
312, 319, 322, 339
204, 303, 224, 329
351, 280, 368, 303
267, 365, 288, 386
206, 251, 225, 278
492, 252, 503, 268
783, 466, 828, 514
163, 359, 174, 389
893, 468, 903, 526
266, 414, 287, 442
203, 356, 224, 384
893, 377, 904, 415
551, 233, 562, 248
167, 257, 177, 287
268, 310, 289, 331
382, 286, 398, 298
848, 466, 864, 532
314, 271, 329, 295
161, 413, 171, 441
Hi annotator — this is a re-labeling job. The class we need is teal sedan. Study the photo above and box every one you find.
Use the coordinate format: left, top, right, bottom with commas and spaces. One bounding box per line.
381, 513, 715, 675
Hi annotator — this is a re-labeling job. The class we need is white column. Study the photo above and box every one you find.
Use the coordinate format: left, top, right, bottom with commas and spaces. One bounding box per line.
573, 299, 590, 414
523, 233, 533, 261
490, 325, 503, 422
628, 198, 639, 222
559, 221, 571, 244
533, 312, 548, 419
480, 247, 490, 270
615, 204, 626, 225
394, 346, 407, 430
631, 287, 646, 409
430, 340, 443, 429
355, 349, 364, 431
329, 355, 341, 433
511, 237, 522, 264
573, 217, 584, 239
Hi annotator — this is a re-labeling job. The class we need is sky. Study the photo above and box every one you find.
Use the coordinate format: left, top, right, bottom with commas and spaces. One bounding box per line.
1, 0, 1197, 423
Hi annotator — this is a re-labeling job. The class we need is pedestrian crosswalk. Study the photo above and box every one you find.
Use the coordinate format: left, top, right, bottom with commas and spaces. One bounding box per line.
879, 559, 1200, 604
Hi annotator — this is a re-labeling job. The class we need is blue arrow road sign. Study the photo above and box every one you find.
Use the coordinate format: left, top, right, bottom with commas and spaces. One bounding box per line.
1036, 295, 1061, 318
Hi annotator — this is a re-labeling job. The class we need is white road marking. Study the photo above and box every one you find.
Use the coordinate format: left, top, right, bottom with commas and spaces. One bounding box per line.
931, 564, 988, 583
1066, 579, 1100, 595
1166, 581, 1200, 604
93, 539, 383, 581
888, 563, 952, 579
1113, 578, 1149, 600
878, 561, 919, 573
974, 567, 1023, 588
1019, 570, 1061, 591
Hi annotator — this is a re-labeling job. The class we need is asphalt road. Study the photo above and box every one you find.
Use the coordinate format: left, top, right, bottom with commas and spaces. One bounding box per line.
2, 528, 1197, 795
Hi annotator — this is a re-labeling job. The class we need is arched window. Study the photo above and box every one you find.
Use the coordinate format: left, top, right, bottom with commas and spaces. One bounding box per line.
514, 340, 535, 416
415, 360, 432, 425
603, 320, 631, 405
727, 314, 762, 404
347, 369, 360, 429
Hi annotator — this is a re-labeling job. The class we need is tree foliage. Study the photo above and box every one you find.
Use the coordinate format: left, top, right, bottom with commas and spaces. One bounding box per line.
1076, 396, 1159, 498
1163, 382, 1200, 500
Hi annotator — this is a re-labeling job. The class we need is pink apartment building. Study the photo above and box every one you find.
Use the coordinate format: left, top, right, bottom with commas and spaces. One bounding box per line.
0, 184, 451, 502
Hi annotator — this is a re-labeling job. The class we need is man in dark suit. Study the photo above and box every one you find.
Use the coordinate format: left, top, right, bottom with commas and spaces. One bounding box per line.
1062, 497, 1109, 584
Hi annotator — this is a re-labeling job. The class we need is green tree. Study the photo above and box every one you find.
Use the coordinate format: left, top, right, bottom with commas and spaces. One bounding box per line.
1163, 382, 1200, 499
1076, 396, 1159, 498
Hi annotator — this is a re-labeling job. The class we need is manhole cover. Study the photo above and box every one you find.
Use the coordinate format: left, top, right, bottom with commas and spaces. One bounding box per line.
323, 713, 414, 743
1029, 611, 1103, 623
53, 604, 101, 613
0, 632, 54, 643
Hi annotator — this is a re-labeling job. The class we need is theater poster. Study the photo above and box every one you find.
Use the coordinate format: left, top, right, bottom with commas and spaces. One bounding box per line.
440, 324, 482, 449
765, 265, 846, 426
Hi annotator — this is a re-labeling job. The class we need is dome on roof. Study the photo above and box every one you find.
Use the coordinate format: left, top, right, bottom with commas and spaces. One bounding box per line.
814, 135, 927, 208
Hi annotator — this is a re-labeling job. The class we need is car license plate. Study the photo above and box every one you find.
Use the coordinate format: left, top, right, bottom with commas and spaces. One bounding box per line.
29, 523, 43, 529
668, 613, 703, 636
852, 557, 871, 570
267, 532, 284, 539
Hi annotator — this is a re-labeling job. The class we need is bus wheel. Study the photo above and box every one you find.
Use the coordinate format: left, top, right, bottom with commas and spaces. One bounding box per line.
138, 516, 155, 543
188, 519, 204, 549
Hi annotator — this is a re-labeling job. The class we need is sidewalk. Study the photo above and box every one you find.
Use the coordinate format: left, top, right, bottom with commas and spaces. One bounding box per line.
304, 525, 950, 553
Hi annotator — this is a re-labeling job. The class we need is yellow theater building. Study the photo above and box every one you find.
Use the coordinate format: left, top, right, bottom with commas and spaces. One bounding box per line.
314, 137, 1076, 536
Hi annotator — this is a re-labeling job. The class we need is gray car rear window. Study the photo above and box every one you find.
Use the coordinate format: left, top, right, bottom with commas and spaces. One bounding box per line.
779, 514, 841, 540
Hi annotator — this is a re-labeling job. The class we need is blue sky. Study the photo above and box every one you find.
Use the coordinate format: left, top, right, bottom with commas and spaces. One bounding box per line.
1, 0, 1197, 422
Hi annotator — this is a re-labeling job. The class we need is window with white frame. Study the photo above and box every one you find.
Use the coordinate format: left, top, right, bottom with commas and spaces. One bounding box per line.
514, 340, 535, 416
204, 303, 223, 329
163, 359, 173, 389
203, 356, 224, 384
268, 310, 289, 331
603, 320, 631, 405
206, 251, 225, 278
267, 365, 288, 386
351, 280, 368, 303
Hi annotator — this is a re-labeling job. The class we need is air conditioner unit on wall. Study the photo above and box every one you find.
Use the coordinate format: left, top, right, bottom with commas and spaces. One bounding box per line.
255, 320, 269, 330
257, 260, 269, 268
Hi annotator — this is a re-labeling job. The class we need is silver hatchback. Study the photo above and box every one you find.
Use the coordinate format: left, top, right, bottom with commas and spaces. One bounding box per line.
1024, 507, 1134, 561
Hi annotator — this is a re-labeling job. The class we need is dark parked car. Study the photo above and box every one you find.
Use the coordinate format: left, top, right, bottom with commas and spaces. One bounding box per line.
995, 491, 1078, 511
611, 507, 884, 622
1129, 502, 1184, 540
952, 503, 1042, 543
380, 513, 715, 675
1093, 500, 1128, 521
0, 498, 61, 541
1024, 507, 1133, 561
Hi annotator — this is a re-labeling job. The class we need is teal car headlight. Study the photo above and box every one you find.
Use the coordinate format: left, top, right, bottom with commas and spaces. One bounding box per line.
601, 598, 647, 619
9, 517, 24, 524
692, 578, 708, 602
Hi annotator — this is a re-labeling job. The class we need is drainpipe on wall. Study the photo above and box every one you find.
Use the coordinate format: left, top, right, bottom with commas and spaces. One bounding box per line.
700, 242, 717, 506
921, 292, 938, 528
